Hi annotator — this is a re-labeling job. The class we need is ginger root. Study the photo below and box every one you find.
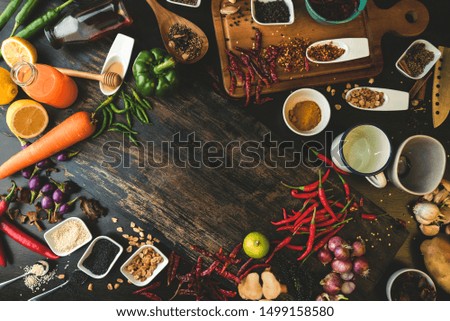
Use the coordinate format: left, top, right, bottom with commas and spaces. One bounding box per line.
420, 234, 450, 294
261, 269, 288, 300
238, 273, 263, 300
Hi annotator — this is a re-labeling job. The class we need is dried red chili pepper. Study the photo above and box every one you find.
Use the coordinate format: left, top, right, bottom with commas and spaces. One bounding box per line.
0, 218, 58, 260
255, 79, 262, 104
304, 56, 310, 72
297, 208, 317, 261
238, 263, 270, 281
237, 257, 253, 277
217, 288, 237, 298
254, 28, 262, 53
195, 256, 203, 280
244, 71, 252, 106
0, 237, 6, 267
214, 266, 240, 284
225, 50, 244, 83
201, 260, 220, 277
228, 71, 237, 95
133, 281, 161, 295
361, 213, 378, 221
190, 245, 214, 259
281, 168, 331, 192
0, 181, 17, 218
167, 251, 180, 286
139, 292, 162, 300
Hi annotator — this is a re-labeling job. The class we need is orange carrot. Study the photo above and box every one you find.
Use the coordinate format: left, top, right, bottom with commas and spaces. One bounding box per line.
0, 111, 95, 180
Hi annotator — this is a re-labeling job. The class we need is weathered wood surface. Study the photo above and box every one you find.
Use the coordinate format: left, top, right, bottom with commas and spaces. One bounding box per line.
213, 0, 429, 97
0, 0, 449, 301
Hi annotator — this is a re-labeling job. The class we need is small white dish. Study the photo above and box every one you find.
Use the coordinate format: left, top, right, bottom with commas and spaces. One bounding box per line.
345, 87, 409, 111
396, 39, 441, 80
166, 0, 201, 8
120, 245, 168, 287
77, 236, 123, 279
44, 217, 92, 257
306, 38, 369, 64
283, 88, 331, 136
251, 0, 295, 26
386, 268, 436, 301
100, 33, 135, 96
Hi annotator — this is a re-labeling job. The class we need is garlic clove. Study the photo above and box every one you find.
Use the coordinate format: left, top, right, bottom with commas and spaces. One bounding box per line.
415, 215, 436, 225
445, 224, 450, 235
434, 189, 449, 204
439, 207, 450, 225
228, 0, 237, 3
419, 224, 440, 236
413, 202, 441, 222
220, 5, 240, 15
422, 192, 434, 202
441, 179, 450, 192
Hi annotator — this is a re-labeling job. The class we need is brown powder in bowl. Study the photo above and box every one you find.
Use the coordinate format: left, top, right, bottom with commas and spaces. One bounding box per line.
288, 100, 321, 131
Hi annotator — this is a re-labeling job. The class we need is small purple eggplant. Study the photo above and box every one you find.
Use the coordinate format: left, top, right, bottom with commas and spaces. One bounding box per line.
21, 168, 33, 179
52, 189, 66, 204
36, 159, 53, 169
56, 151, 79, 162
40, 183, 56, 195
28, 176, 41, 191
41, 196, 55, 210
58, 197, 79, 215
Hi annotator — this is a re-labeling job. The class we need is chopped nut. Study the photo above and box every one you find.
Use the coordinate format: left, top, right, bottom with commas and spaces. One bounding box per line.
130, 222, 136, 228
122, 234, 129, 239
346, 83, 352, 89
139, 232, 145, 238
331, 89, 336, 96
335, 104, 342, 110
147, 234, 152, 240
326, 85, 332, 92
124, 247, 163, 282
57, 274, 65, 280
107, 283, 113, 290
127, 245, 133, 253
114, 283, 120, 290
368, 78, 375, 84
111, 217, 118, 223
347, 88, 385, 109
88, 283, 93, 291
117, 278, 124, 284
116, 227, 123, 233
411, 99, 419, 107
133, 227, 140, 233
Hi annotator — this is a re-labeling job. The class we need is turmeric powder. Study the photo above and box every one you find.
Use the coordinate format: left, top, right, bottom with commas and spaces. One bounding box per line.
288, 100, 321, 131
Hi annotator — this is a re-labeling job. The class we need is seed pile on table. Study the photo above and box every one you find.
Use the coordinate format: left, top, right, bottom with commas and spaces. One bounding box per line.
307, 42, 346, 62
125, 247, 163, 282
254, 0, 290, 23
168, 23, 203, 61
82, 239, 120, 276
400, 42, 435, 77
346, 88, 385, 109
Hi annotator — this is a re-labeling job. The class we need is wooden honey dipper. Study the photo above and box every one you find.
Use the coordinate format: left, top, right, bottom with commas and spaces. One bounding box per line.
56, 67, 123, 88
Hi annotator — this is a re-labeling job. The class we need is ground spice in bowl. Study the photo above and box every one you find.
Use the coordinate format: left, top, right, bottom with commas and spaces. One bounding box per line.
288, 100, 321, 131
254, 0, 291, 24
400, 42, 435, 77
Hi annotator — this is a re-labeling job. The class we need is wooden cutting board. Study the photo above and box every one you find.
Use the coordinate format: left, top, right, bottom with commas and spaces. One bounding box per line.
212, 0, 429, 98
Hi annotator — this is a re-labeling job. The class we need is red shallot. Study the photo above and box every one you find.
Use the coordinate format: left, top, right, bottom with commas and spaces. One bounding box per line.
333, 245, 350, 260
327, 236, 346, 252
317, 246, 333, 265
320, 272, 342, 295
351, 239, 366, 257
340, 271, 354, 281
331, 258, 353, 274
341, 281, 356, 295
353, 256, 370, 277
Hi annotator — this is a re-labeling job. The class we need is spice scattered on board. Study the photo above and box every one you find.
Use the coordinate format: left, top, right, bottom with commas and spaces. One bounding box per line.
277, 37, 311, 72
125, 247, 163, 282
254, 0, 290, 23
307, 42, 346, 62
168, 23, 203, 61
288, 100, 321, 131
46, 219, 91, 254
346, 88, 385, 108
399, 42, 435, 77
82, 239, 120, 276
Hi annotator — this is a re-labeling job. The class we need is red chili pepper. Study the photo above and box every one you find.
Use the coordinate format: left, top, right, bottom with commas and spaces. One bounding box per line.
0, 218, 59, 260
359, 197, 365, 207
297, 208, 317, 261
254, 28, 262, 52
265, 235, 293, 264
190, 245, 214, 259
201, 260, 220, 277
285, 244, 305, 251
230, 243, 242, 258
255, 79, 262, 104
0, 181, 17, 218
133, 281, 161, 295
215, 266, 240, 284
237, 257, 253, 277
272, 201, 311, 226
310, 149, 349, 175
291, 190, 319, 199
0, 237, 6, 267
293, 201, 319, 228
361, 213, 378, 221
225, 50, 244, 83
244, 71, 252, 107
167, 251, 180, 286
312, 225, 345, 253
217, 288, 237, 298
304, 56, 310, 72
337, 173, 351, 202
238, 263, 270, 281
139, 292, 162, 301
317, 170, 338, 222
228, 71, 237, 95
282, 169, 331, 192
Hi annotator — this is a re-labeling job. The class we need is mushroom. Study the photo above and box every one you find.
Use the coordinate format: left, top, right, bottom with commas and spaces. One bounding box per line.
419, 224, 440, 236
238, 272, 263, 300
261, 269, 288, 300
26, 211, 43, 231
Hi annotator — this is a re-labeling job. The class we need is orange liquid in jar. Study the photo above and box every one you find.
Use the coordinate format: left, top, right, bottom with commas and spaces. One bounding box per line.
17, 64, 78, 109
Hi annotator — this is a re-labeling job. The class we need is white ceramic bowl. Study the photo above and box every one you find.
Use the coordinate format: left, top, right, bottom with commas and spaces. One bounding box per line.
166, 0, 201, 8
44, 217, 92, 257
120, 245, 168, 287
251, 0, 295, 26
386, 268, 436, 301
396, 39, 441, 80
77, 236, 123, 279
283, 88, 331, 136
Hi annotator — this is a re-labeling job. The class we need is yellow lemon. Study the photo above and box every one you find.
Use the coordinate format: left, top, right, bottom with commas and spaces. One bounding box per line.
6, 99, 49, 139
1, 37, 38, 68
0, 67, 18, 105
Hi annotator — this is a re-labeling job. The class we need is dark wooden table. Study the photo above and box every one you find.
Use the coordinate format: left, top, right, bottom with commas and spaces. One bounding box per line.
0, 0, 449, 301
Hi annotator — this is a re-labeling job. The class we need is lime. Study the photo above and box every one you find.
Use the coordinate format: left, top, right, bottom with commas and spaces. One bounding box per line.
243, 232, 270, 259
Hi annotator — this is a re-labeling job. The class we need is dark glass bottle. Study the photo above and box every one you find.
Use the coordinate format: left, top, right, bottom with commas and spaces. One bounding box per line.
45, 0, 132, 49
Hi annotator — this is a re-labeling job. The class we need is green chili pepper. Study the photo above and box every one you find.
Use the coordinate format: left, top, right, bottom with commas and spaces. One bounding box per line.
94, 94, 115, 114
135, 106, 150, 124
132, 48, 178, 97
109, 102, 128, 114
125, 110, 132, 128
14, 0, 74, 39
125, 133, 139, 146
0, 0, 23, 32
132, 88, 152, 110
10, 0, 39, 36
112, 122, 138, 135
92, 108, 108, 139
105, 106, 114, 127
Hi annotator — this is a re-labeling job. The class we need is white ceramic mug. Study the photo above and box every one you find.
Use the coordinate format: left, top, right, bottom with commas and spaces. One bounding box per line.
331, 124, 392, 188
387, 135, 446, 195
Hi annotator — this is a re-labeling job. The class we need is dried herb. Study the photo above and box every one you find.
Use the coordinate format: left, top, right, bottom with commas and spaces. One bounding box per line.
79, 197, 107, 221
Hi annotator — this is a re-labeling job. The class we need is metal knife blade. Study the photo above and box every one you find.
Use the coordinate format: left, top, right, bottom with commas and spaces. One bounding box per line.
432, 46, 450, 128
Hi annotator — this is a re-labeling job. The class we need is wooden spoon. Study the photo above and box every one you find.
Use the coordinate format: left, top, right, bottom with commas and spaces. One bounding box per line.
56, 68, 123, 88
145, 0, 209, 64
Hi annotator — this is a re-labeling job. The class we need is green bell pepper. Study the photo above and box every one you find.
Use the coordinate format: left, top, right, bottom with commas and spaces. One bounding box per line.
132, 48, 178, 97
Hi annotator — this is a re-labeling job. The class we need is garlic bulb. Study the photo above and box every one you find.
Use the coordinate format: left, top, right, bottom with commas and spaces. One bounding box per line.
413, 202, 441, 222
419, 224, 440, 236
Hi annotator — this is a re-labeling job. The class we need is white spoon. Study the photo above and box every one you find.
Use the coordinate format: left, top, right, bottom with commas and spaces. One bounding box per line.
345, 87, 409, 111
306, 38, 370, 64
0, 260, 49, 290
